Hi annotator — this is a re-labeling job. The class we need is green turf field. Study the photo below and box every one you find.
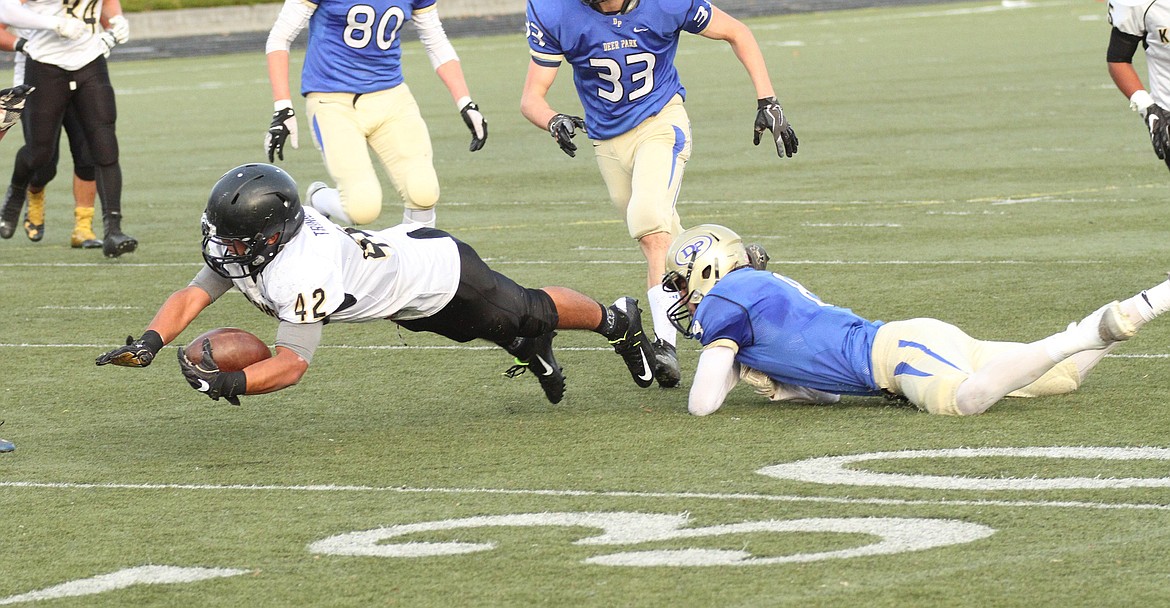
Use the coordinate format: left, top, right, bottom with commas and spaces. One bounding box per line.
4, 1, 1170, 605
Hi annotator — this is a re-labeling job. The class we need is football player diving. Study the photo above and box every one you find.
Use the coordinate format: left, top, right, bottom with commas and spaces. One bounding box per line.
95, 163, 660, 406
662, 224, 1170, 417
520, 0, 799, 391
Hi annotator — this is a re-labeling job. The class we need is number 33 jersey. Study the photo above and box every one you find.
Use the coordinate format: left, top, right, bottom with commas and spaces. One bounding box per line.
525, 0, 713, 140
233, 207, 460, 325
300, 0, 435, 94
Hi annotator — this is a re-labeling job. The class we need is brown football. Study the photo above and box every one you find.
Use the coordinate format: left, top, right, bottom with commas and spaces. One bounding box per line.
185, 327, 271, 372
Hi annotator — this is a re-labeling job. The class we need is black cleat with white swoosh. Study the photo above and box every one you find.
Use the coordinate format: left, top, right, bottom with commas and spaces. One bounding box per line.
503, 330, 565, 404
608, 297, 656, 388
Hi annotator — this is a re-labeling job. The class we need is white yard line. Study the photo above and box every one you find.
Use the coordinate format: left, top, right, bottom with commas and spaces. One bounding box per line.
0, 480, 1166, 512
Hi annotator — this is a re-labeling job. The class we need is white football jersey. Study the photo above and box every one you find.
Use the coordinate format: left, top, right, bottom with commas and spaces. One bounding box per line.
231, 208, 460, 325
21, 0, 109, 71
1110, 0, 1170, 105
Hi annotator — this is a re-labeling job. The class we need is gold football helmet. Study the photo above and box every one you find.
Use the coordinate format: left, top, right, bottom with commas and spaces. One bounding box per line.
661, 224, 750, 336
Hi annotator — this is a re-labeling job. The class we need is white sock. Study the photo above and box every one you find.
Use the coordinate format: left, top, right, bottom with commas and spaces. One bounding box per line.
1129, 279, 1170, 323
403, 208, 436, 228
308, 186, 352, 224
646, 284, 678, 346
1041, 303, 1112, 362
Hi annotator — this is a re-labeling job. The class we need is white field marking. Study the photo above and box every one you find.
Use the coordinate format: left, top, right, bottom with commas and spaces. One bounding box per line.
37, 305, 139, 310
116, 78, 270, 96
0, 565, 247, 605
0, 262, 198, 267
800, 222, 902, 228
2, 480, 1170, 512
2, 343, 1160, 357
308, 512, 994, 567
0, 259, 1110, 269
758, 447, 1170, 491
4, 343, 1160, 357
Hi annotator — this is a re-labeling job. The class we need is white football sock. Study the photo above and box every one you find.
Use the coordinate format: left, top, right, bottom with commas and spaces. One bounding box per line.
646, 284, 678, 346
308, 186, 353, 224
1124, 278, 1170, 324
403, 208, 436, 228
1041, 303, 1112, 363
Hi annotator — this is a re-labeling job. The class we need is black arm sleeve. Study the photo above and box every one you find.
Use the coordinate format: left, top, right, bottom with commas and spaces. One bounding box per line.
1108, 27, 1144, 63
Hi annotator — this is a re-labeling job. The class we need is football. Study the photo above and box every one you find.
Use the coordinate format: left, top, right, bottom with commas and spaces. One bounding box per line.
184, 327, 271, 372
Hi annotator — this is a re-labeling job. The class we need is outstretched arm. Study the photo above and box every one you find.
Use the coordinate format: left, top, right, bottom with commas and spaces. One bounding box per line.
95, 285, 215, 367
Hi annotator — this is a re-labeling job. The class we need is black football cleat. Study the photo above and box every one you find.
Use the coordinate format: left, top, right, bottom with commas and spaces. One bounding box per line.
503, 331, 565, 404
608, 297, 656, 388
651, 338, 681, 388
102, 231, 138, 257
102, 212, 137, 258
0, 185, 24, 239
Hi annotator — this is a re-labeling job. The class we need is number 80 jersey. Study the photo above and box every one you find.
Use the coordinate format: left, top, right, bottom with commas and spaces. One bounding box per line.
526, 0, 713, 140
300, 0, 435, 95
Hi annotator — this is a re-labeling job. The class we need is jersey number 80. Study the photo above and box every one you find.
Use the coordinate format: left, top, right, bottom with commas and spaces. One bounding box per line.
344, 5, 406, 51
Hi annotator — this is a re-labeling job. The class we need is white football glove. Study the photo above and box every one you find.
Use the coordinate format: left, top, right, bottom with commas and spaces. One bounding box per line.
107, 14, 129, 44
54, 16, 86, 40
98, 31, 116, 57
265, 100, 298, 162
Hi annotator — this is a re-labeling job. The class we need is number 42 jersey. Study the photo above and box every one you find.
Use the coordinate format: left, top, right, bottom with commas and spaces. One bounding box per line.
525, 0, 713, 140
231, 207, 460, 325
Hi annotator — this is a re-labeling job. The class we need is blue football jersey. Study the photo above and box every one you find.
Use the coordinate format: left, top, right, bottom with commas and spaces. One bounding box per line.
300, 0, 435, 95
693, 269, 884, 396
526, 0, 713, 140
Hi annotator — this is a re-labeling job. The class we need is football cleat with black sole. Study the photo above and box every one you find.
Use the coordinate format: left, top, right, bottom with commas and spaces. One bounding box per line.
502, 331, 565, 404
608, 297, 656, 388
0, 186, 24, 239
651, 338, 681, 388
103, 231, 138, 257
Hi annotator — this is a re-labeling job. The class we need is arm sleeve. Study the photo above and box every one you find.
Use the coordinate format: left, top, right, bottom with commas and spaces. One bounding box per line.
0, 0, 61, 31
188, 265, 233, 302
275, 319, 323, 363
412, 7, 459, 70
688, 344, 739, 416
265, 0, 314, 54
1108, 27, 1143, 63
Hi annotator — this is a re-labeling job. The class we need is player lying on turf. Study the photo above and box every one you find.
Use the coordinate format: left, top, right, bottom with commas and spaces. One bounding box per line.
95, 163, 659, 405
662, 224, 1170, 416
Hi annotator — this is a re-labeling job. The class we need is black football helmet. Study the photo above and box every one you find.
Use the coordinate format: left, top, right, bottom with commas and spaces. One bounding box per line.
201, 163, 304, 279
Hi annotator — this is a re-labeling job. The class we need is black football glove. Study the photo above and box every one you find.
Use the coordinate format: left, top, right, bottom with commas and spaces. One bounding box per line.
177, 338, 246, 406
95, 330, 164, 367
753, 97, 798, 158
0, 84, 33, 132
265, 105, 298, 162
1143, 104, 1170, 169
460, 100, 488, 152
548, 113, 587, 157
